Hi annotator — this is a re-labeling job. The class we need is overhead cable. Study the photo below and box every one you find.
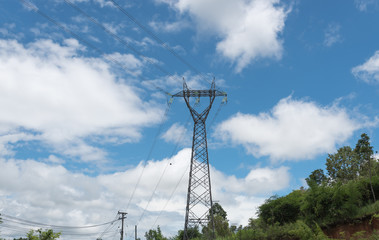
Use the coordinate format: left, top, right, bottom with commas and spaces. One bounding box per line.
136, 114, 192, 226
124, 101, 173, 213
63, 0, 181, 84
1, 213, 119, 229
19, 0, 173, 98
109, 0, 211, 84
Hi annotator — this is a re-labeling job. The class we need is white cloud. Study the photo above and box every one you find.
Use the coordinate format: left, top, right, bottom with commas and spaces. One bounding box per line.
158, 0, 289, 72
0, 23, 23, 40
324, 23, 342, 47
355, 0, 378, 11
217, 96, 360, 162
161, 123, 191, 146
0, 148, 290, 239
0, 38, 162, 160
352, 50, 379, 83
105, 52, 144, 76
149, 20, 190, 33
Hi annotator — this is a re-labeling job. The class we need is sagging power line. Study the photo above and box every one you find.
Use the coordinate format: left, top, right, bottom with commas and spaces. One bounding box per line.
0, 213, 121, 239
17, 2, 229, 239
108, 0, 211, 84
19, 0, 180, 99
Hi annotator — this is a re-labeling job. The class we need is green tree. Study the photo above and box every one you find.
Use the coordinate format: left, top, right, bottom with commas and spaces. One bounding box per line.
25, 229, 61, 240
175, 227, 201, 240
354, 133, 374, 175
203, 203, 230, 238
354, 133, 376, 202
326, 146, 359, 184
306, 169, 326, 187
144, 226, 167, 240
210, 203, 227, 220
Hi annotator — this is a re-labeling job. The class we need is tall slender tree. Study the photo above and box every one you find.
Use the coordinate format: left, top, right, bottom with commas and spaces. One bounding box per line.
354, 133, 376, 202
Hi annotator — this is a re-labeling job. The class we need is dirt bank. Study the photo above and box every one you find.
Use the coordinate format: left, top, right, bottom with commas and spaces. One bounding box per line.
323, 215, 379, 239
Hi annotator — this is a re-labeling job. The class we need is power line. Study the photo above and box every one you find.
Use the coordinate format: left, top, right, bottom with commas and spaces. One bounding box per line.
96, 212, 120, 240
150, 161, 190, 230
19, 0, 174, 98
108, 0, 211, 84
0, 213, 119, 229
125, 101, 173, 212
19, 0, 136, 76
17, 2, 228, 237
136, 114, 192, 226
0, 220, 119, 238
63, 0, 183, 87
0, 212, 123, 240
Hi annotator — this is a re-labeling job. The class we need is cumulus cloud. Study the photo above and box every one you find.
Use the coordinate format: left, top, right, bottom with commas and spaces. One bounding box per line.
0, 38, 162, 160
158, 0, 289, 72
0, 148, 290, 239
217, 97, 360, 162
352, 50, 379, 83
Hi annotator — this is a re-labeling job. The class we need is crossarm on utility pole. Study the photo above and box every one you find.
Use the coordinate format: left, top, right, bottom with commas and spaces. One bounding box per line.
118, 211, 127, 240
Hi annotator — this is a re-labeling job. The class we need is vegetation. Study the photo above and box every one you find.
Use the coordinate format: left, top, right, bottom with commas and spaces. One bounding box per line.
12, 229, 61, 240
145, 226, 167, 240
142, 133, 379, 240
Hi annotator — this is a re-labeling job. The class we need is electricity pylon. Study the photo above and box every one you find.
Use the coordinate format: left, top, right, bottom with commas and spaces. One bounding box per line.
172, 79, 227, 240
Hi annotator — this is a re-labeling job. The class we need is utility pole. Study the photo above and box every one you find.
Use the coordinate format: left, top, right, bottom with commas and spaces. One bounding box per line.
172, 79, 227, 240
118, 211, 127, 240
135, 225, 137, 240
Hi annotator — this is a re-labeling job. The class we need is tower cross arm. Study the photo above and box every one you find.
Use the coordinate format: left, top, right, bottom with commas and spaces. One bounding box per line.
171, 89, 226, 98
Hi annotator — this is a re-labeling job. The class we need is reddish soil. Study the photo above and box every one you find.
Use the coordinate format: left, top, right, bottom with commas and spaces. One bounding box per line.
323, 215, 379, 239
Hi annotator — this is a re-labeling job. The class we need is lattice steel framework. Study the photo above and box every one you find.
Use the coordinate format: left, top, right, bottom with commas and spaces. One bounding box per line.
172, 79, 226, 240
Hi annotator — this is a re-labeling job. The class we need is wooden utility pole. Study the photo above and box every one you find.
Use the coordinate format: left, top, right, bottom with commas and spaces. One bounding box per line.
118, 211, 127, 240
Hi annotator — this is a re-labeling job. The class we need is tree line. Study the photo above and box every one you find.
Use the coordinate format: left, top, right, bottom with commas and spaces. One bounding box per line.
145, 133, 379, 240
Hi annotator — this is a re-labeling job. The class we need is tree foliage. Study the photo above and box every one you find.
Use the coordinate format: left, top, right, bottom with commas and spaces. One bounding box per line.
354, 133, 374, 176
15, 229, 61, 240
144, 226, 167, 240
175, 226, 201, 240
210, 203, 227, 220
258, 190, 304, 226
306, 169, 326, 187
203, 203, 230, 238
248, 133, 379, 239
326, 146, 359, 183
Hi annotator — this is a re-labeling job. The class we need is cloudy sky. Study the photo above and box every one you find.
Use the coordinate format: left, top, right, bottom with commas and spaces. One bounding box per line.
1, 0, 379, 239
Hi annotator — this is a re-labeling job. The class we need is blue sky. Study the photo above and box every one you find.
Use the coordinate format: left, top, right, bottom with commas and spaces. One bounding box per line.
1, 0, 379, 239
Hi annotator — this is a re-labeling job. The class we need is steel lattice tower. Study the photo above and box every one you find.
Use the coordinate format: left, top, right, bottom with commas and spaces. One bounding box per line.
172, 79, 226, 240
